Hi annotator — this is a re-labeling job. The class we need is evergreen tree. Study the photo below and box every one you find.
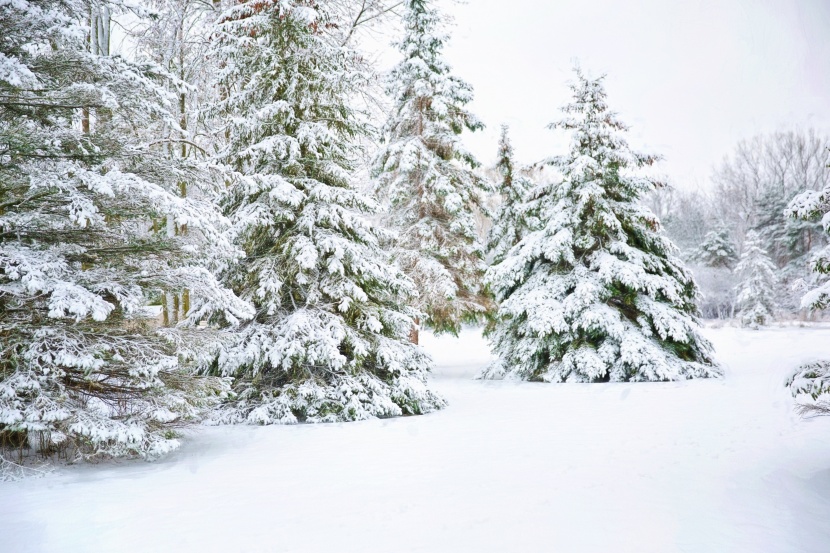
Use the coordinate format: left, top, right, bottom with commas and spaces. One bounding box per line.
734, 231, 777, 328
208, 0, 445, 424
481, 70, 720, 382
372, 0, 491, 339
786, 151, 830, 415
756, 186, 822, 268
486, 125, 536, 265
787, 170, 830, 312
692, 225, 738, 268
0, 0, 251, 460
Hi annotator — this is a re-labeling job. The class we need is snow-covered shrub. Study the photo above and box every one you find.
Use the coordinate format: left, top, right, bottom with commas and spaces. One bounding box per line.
787, 361, 830, 416
206, 0, 445, 424
481, 69, 721, 382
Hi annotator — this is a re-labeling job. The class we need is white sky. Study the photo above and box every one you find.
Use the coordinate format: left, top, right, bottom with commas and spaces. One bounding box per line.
403, 0, 830, 191
113, 1, 829, 192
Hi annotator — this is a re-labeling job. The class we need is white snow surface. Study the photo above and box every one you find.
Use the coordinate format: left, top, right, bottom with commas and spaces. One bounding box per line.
3, 326, 830, 553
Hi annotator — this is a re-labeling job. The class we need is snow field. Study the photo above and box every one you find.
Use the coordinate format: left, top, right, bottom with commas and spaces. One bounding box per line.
2, 326, 830, 552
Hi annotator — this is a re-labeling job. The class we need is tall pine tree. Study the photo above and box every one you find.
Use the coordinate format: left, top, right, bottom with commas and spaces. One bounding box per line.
482, 70, 720, 382
787, 157, 830, 415
0, 0, 250, 461
486, 125, 535, 265
372, 0, 491, 340
208, 0, 445, 424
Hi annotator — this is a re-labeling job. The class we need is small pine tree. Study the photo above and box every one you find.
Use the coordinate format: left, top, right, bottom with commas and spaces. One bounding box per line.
693, 226, 738, 268
482, 69, 721, 382
0, 0, 250, 461
486, 125, 536, 265
372, 0, 492, 338
734, 230, 777, 328
208, 0, 445, 424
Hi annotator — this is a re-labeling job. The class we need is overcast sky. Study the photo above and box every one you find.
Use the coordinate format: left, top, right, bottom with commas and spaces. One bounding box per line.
412, 0, 830, 191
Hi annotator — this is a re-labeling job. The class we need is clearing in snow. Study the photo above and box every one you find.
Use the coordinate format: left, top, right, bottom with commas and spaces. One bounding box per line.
2, 327, 830, 553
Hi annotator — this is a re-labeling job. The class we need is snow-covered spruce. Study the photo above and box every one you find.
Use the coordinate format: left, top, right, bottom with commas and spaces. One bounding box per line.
486, 125, 536, 266
481, 70, 721, 382
207, 1, 445, 424
372, 0, 492, 337
734, 230, 777, 328
0, 0, 251, 461
693, 225, 737, 269
787, 181, 830, 311
786, 170, 830, 415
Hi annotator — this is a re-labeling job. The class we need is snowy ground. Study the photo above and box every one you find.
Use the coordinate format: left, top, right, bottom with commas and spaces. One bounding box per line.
3, 327, 830, 553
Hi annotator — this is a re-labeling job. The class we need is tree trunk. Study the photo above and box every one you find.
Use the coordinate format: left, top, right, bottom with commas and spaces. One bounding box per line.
162, 293, 169, 327
172, 294, 180, 325
182, 289, 190, 320
409, 316, 420, 345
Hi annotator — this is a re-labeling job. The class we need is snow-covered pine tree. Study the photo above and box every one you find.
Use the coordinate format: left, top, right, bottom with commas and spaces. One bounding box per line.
756, 189, 810, 267
0, 0, 251, 461
787, 171, 830, 415
372, 0, 491, 339
693, 225, 738, 268
486, 125, 536, 265
208, 0, 445, 424
734, 230, 777, 328
481, 69, 721, 382
788, 174, 830, 310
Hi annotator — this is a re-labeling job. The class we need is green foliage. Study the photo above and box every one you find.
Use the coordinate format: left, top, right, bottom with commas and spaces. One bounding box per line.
483, 69, 720, 383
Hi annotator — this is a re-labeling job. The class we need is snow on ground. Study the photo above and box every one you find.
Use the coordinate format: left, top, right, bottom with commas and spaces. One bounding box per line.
3, 327, 830, 553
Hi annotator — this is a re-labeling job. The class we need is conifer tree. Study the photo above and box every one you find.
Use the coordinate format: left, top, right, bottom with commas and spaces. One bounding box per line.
734, 230, 777, 328
788, 171, 830, 310
372, 0, 491, 339
757, 186, 823, 269
0, 0, 251, 460
486, 125, 536, 265
693, 225, 738, 268
481, 70, 721, 382
787, 170, 830, 415
208, 0, 445, 424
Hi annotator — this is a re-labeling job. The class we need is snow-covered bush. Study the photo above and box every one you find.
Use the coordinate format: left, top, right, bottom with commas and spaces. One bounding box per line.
0, 0, 250, 461
787, 361, 830, 417
481, 69, 721, 382
372, 0, 492, 337
206, 0, 445, 424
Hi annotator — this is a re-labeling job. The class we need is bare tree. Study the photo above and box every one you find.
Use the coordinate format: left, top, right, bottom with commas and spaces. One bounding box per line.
711, 129, 830, 259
